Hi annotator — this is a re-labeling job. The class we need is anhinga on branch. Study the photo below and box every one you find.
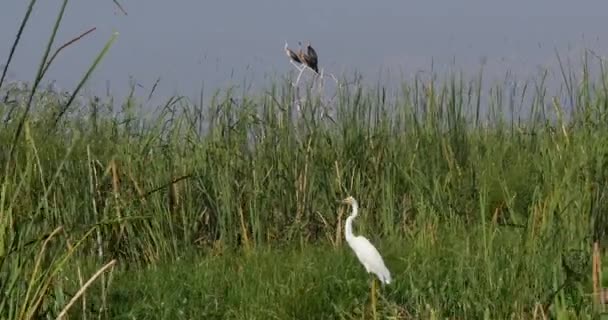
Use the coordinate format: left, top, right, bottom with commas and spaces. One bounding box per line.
301, 41, 318, 74
285, 41, 319, 74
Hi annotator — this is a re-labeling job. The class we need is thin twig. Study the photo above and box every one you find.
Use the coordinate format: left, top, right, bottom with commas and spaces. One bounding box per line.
141, 173, 195, 198
289, 60, 305, 87
56, 259, 117, 319
0, 0, 36, 92
53, 31, 119, 126
112, 0, 128, 16
18, 226, 64, 320
147, 76, 161, 102
42, 27, 97, 76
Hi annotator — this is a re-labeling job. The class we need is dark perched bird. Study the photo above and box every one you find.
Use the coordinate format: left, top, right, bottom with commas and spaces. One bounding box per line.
298, 41, 319, 74
284, 42, 302, 64
305, 41, 318, 73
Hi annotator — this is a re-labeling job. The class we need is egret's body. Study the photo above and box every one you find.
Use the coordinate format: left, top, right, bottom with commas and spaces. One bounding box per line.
342, 196, 391, 284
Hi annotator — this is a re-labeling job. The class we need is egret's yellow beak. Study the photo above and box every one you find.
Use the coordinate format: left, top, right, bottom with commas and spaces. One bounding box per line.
340, 197, 352, 204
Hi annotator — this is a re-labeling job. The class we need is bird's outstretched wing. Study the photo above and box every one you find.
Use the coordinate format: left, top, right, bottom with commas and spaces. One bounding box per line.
284, 43, 302, 64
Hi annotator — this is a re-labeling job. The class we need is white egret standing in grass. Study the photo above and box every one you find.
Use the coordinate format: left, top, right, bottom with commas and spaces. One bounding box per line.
340, 196, 391, 318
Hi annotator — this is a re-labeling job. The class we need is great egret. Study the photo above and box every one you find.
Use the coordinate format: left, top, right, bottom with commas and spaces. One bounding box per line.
341, 196, 391, 284
341, 196, 391, 319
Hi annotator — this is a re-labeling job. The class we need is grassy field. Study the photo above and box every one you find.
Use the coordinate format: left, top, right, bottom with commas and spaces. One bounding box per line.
3, 1, 608, 319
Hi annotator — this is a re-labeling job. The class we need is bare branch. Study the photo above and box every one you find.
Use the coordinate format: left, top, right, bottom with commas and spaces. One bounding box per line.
42, 27, 97, 76
112, 0, 128, 16
57, 259, 117, 319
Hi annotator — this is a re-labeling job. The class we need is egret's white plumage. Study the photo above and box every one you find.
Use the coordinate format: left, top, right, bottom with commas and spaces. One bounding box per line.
341, 196, 392, 285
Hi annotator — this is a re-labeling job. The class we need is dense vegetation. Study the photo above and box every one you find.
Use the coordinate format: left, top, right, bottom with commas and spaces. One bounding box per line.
3, 1, 608, 319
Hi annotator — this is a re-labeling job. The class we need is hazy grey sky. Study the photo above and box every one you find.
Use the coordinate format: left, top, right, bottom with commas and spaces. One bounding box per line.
2, 0, 608, 101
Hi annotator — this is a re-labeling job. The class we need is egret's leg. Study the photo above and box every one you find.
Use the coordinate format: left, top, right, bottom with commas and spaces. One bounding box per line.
371, 275, 377, 320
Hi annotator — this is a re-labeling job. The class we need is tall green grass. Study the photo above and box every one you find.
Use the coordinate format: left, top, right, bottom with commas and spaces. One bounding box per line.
3, 1, 608, 318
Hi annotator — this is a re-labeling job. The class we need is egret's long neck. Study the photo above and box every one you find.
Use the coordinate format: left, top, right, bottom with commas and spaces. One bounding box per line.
344, 202, 359, 241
